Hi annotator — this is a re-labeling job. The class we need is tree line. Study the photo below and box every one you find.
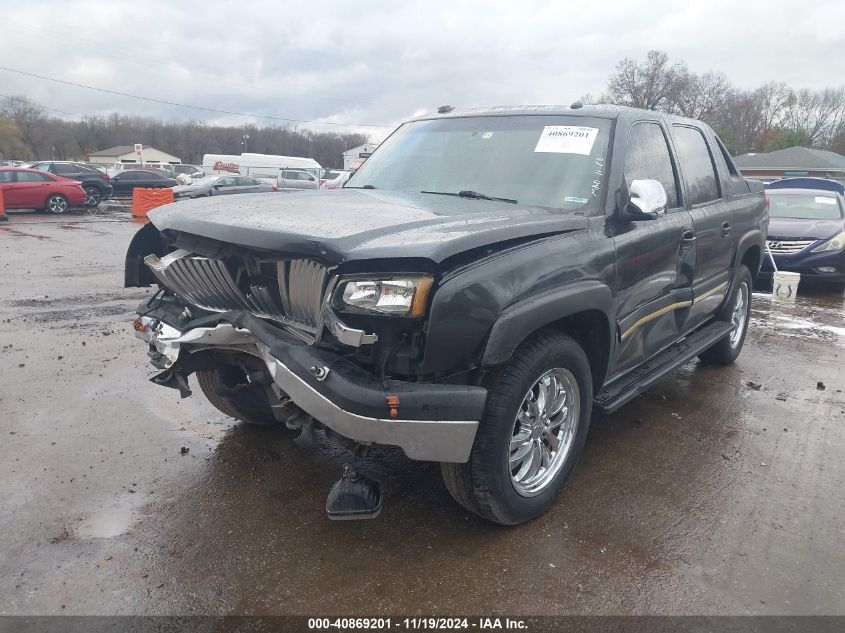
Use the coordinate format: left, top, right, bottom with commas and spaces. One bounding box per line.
585, 50, 845, 155
0, 95, 370, 168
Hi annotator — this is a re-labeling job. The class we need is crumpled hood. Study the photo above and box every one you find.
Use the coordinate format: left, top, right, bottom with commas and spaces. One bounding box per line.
768, 217, 844, 241
148, 189, 588, 263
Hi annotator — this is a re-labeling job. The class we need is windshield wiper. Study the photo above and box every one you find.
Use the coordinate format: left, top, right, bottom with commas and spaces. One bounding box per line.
421, 190, 518, 204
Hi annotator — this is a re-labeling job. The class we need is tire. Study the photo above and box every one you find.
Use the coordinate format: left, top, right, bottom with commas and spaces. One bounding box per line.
45, 194, 69, 214
83, 186, 102, 207
441, 330, 593, 525
698, 265, 752, 366
196, 365, 279, 426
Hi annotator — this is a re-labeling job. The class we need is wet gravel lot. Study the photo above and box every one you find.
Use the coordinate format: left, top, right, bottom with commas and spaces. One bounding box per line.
1, 210, 844, 616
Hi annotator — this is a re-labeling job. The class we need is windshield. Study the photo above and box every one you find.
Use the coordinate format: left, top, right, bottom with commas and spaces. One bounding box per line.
768, 192, 844, 220
346, 115, 612, 211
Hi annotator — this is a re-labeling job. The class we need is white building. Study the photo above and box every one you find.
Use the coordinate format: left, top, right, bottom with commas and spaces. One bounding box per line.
87, 145, 181, 166
343, 143, 378, 170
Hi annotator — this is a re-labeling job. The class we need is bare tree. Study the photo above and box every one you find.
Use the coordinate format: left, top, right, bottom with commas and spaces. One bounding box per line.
783, 87, 845, 146
0, 96, 45, 155
0, 118, 32, 159
606, 50, 689, 111
672, 71, 733, 122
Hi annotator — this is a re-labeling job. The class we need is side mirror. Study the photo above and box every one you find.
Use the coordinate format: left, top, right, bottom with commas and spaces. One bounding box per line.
213, 184, 222, 189
620, 179, 667, 221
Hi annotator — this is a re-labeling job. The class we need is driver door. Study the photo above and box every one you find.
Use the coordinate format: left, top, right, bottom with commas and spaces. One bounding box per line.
212, 176, 239, 195
609, 120, 696, 378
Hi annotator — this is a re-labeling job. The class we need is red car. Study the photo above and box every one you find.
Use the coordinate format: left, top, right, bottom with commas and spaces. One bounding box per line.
0, 167, 87, 214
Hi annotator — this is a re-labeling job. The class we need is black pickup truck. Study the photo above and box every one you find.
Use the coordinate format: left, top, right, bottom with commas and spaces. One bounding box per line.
125, 104, 767, 525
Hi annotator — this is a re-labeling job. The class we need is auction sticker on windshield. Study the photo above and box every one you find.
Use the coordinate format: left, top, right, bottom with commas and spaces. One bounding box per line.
534, 126, 598, 155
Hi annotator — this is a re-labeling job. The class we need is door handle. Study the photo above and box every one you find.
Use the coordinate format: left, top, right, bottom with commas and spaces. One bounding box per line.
681, 230, 696, 243
721, 222, 732, 238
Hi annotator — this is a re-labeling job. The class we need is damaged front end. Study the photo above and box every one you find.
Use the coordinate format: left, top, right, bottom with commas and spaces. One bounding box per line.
127, 230, 486, 465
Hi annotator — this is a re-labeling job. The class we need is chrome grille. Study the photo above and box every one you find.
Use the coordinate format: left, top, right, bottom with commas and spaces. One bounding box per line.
767, 239, 815, 255
145, 249, 328, 330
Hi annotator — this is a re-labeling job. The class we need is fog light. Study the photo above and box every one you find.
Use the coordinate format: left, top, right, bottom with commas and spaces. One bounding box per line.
817, 266, 838, 273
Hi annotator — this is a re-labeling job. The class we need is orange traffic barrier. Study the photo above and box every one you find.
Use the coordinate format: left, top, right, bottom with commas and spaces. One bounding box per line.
0, 189, 7, 221
131, 187, 174, 218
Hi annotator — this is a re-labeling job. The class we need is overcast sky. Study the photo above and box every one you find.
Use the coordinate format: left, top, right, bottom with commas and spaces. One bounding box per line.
1, 0, 843, 141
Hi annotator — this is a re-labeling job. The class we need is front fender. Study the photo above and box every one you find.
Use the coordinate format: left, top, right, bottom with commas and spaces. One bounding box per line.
125, 222, 166, 287
481, 281, 616, 367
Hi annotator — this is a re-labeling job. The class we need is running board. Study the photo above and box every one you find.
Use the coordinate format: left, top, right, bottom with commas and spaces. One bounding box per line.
593, 321, 735, 414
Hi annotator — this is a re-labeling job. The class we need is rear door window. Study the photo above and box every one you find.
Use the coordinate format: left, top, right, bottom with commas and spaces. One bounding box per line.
671, 125, 721, 206
53, 164, 78, 175
16, 171, 50, 182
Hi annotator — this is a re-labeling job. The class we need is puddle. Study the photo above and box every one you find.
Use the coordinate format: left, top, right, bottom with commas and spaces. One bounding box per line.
751, 292, 845, 344
76, 493, 145, 539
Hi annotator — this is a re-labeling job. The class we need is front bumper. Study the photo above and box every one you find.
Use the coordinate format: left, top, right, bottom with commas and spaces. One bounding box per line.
760, 249, 845, 282
135, 299, 485, 463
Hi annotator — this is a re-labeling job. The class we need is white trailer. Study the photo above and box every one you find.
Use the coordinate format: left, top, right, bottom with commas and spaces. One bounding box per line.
202, 152, 322, 185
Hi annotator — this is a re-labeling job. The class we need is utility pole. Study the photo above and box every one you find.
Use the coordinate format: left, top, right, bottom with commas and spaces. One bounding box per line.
242, 128, 250, 153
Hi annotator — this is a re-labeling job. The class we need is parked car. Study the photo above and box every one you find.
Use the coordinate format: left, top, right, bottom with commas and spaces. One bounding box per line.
173, 174, 277, 199
759, 178, 845, 291
320, 170, 350, 189
160, 164, 205, 182
110, 169, 179, 196
27, 161, 113, 207
278, 169, 319, 189
0, 167, 87, 213
125, 105, 766, 524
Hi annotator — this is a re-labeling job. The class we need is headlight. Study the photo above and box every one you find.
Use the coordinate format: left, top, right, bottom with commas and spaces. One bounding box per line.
335, 276, 434, 317
811, 230, 845, 253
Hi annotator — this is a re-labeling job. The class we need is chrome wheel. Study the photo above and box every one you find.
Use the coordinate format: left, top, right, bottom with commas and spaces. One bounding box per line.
510, 367, 580, 497
46, 195, 68, 214
729, 281, 749, 349
84, 187, 101, 206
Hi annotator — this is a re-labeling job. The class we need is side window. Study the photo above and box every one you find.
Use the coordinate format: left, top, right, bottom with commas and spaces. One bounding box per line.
122, 172, 139, 181
34, 163, 51, 172
17, 171, 50, 182
624, 122, 680, 209
671, 125, 721, 205
714, 136, 749, 194
219, 177, 236, 186
53, 164, 76, 175
0, 171, 14, 183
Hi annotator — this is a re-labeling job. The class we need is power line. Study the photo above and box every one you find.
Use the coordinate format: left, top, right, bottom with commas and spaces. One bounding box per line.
0, 65, 393, 129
